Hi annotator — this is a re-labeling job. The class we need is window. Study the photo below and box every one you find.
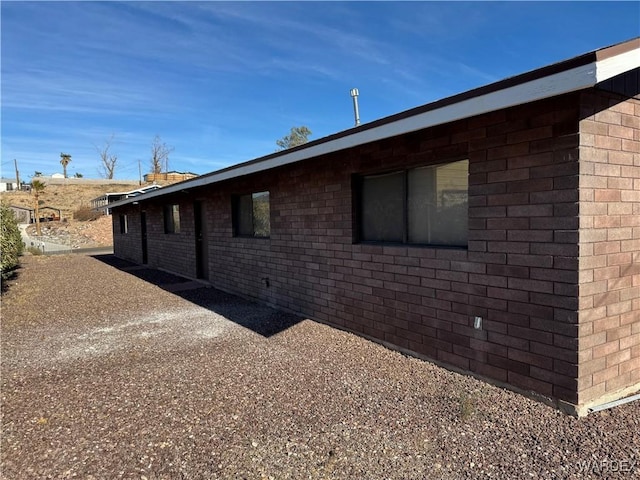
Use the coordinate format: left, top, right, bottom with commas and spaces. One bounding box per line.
233, 191, 270, 237
359, 159, 468, 247
119, 214, 128, 234
164, 204, 180, 234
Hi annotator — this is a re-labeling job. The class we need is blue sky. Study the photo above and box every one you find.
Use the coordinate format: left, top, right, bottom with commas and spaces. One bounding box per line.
1, 1, 639, 180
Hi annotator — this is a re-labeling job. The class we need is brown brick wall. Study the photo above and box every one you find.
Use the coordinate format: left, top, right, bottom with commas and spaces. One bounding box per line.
113, 208, 143, 264
114, 198, 199, 275
577, 90, 640, 406
465, 95, 581, 403
113, 89, 640, 411
198, 94, 581, 407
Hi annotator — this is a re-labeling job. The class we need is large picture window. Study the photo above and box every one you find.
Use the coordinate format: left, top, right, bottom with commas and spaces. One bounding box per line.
164, 204, 180, 234
359, 160, 468, 247
234, 191, 270, 238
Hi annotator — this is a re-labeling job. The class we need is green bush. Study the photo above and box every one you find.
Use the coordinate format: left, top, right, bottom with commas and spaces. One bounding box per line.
1, 203, 24, 280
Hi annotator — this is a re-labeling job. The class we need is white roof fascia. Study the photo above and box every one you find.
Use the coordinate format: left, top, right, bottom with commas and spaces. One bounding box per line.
108, 46, 639, 210
595, 47, 640, 82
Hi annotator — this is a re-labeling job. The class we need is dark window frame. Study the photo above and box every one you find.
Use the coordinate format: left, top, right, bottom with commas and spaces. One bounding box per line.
354, 159, 469, 248
119, 214, 128, 234
232, 191, 271, 238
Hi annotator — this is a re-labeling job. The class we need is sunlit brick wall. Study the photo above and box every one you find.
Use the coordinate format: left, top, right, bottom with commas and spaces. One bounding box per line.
577, 90, 640, 406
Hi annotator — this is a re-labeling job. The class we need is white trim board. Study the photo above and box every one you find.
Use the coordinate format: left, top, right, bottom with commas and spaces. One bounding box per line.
596, 48, 640, 82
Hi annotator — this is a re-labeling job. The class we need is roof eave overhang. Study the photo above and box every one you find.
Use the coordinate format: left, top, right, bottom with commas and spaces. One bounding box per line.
108, 39, 639, 210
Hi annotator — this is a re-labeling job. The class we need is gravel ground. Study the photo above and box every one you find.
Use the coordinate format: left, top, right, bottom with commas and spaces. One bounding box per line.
1, 255, 638, 479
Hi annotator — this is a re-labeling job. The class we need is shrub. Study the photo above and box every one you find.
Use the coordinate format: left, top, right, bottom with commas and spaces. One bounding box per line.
1, 204, 24, 280
458, 392, 475, 422
73, 205, 102, 222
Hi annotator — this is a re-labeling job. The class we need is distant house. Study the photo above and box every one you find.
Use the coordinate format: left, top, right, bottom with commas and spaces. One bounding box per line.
0, 178, 18, 192
38, 207, 61, 222
8, 206, 32, 224
109, 38, 640, 416
91, 185, 163, 214
143, 171, 198, 183
7, 206, 60, 224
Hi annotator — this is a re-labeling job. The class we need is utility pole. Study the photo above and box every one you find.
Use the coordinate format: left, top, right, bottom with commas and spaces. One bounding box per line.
14, 159, 20, 188
138, 159, 142, 185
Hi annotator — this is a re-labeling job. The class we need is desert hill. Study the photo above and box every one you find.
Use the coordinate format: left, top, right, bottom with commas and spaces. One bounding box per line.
1, 179, 143, 248
2, 180, 142, 220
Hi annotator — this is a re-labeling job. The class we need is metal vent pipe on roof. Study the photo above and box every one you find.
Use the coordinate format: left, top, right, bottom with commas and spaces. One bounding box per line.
350, 88, 361, 126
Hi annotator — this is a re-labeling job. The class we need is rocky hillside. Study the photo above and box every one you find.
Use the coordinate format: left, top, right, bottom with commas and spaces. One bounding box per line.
25, 216, 115, 248
1, 180, 141, 248
1, 181, 141, 220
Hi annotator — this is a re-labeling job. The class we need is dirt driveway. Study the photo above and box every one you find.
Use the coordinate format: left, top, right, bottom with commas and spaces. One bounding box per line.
1, 255, 638, 479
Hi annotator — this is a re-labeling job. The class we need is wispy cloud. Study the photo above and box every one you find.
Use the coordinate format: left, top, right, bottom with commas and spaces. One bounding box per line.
2, 72, 161, 115
2, 1, 637, 179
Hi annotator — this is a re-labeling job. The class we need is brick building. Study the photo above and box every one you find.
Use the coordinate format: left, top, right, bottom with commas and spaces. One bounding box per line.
110, 38, 640, 416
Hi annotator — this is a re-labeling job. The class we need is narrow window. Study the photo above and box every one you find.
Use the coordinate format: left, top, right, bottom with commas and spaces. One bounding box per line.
234, 191, 270, 237
119, 214, 128, 234
359, 159, 468, 247
164, 204, 180, 234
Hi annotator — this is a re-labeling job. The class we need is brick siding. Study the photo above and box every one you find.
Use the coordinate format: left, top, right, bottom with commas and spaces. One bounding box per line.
114, 212, 142, 264
577, 90, 640, 405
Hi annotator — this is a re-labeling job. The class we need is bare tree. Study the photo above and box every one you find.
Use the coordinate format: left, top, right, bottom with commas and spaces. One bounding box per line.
60, 153, 72, 178
96, 135, 118, 179
150, 135, 174, 176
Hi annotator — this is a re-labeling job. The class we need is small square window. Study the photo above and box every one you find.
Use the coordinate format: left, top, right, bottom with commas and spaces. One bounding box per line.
233, 191, 270, 237
164, 204, 180, 234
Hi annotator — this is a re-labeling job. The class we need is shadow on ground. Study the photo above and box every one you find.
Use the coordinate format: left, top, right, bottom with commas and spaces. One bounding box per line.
92, 254, 303, 337
1, 267, 21, 295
